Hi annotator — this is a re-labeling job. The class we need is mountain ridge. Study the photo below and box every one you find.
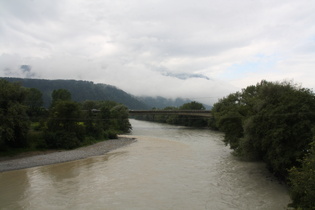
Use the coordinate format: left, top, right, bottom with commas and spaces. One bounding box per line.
2, 77, 147, 109
1, 77, 209, 109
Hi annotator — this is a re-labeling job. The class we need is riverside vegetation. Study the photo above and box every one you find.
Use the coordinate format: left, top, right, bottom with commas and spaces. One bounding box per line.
211, 80, 315, 209
0, 79, 131, 154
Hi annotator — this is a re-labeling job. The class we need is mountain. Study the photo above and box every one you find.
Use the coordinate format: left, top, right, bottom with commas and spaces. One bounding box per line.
2, 77, 148, 109
2, 77, 212, 110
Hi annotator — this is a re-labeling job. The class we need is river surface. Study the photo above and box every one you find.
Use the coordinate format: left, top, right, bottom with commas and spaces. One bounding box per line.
0, 119, 290, 209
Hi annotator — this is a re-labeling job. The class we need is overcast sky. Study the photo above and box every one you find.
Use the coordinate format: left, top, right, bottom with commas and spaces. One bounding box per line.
1, 0, 315, 105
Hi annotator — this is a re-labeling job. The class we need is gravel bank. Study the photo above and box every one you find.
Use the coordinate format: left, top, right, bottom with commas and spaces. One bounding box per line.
0, 137, 136, 172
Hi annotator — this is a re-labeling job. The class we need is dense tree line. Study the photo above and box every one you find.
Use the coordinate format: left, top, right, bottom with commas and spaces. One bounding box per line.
0, 79, 131, 152
2, 77, 148, 109
211, 80, 315, 209
134, 101, 209, 127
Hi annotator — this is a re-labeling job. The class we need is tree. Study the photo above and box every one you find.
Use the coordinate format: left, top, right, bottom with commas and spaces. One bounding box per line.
0, 80, 30, 149
45, 101, 84, 149
51, 89, 71, 107
288, 141, 315, 209
25, 88, 44, 120
212, 80, 315, 179
180, 101, 205, 110
110, 104, 131, 133
212, 92, 244, 150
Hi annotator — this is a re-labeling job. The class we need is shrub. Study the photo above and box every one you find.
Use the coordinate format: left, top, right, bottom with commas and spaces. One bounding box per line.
44, 131, 80, 149
288, 142, 315, 209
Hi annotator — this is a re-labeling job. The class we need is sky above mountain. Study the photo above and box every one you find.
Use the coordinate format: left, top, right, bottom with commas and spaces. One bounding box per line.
1, 0, 315, 105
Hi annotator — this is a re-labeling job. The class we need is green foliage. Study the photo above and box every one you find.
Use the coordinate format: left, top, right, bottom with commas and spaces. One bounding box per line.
0, 79, 30, 149
45, 100, 85, 148
45, 131, 80, 149
212, 80, 315, 208
103, 129, 118, 139
1, 79, 132, 154
25, 88, 43, 108
110, 104, 131, 133
212, 93, 244, 149
25, 88, 45, 121
27, 129, 46, 149
51, 89, 72, 107
2, 77, 148, 109
288, 142, 315, 209
213, 80, 315, 177
180, 101, 205, 110
43, 100, 131, 149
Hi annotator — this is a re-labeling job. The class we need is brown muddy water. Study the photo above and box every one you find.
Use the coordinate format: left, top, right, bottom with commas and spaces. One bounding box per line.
0, 119, 290, 209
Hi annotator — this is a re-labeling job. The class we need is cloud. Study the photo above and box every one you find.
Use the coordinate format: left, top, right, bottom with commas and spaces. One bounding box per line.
20, 65, 36, 78
1, 0, 315, 104
162, 72, 210, 80
20, 65, 31, 72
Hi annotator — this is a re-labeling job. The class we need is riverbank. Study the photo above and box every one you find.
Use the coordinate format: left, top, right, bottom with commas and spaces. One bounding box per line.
0, 137, 136, 172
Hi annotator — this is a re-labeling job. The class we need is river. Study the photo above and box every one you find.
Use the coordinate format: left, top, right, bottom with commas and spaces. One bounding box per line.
0, 119, 290, 209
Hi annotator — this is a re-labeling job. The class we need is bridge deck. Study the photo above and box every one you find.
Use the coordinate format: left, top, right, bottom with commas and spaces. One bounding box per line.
129, 110, 212, 117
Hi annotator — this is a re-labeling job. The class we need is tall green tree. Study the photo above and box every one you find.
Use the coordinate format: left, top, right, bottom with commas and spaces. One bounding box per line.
212, 92, 244, 150
81, 100, 132, 139
0, 80, 30, 149
288, 141, 315, 209
110, 104, 131, 133
51, 89, 71, 107
25, 88, 44, 120
180, 101, 205, 110
212, 80, 315, 179
45, 88, 83, 149
45, 100, 84, 149
178, 101, 207, 127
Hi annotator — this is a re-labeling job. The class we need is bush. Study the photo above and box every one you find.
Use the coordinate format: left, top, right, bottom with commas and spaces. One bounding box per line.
44, 131, 80, 149
288, 142, 315, 209
27, 130, 46, 149
103, 130, 118, 139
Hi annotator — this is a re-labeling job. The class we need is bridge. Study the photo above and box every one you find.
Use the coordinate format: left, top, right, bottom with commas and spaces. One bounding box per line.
129, 110, 212, 118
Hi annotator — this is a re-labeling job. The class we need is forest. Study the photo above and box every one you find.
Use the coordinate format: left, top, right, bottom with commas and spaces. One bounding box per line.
2, 77, 148, 109
2, 77, 207, 110
0, 79, 131, 152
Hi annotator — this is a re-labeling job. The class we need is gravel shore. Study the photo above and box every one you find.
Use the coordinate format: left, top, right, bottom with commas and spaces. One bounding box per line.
0, 137, 136, 172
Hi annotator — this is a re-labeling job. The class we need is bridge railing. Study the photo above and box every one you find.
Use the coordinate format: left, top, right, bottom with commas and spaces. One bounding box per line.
129, 110, 212, 117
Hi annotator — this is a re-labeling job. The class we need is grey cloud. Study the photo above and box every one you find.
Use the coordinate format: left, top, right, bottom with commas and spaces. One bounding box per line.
0, 0, 315, 102
20, 65, 36, 78
4, 68, 14, 76
162, 72, 211, 80
20, 65, 31, 73
1, 0, 61, 22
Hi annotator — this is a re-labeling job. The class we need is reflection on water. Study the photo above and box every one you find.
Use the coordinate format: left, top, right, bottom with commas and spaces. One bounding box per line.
0, 119, 290, 209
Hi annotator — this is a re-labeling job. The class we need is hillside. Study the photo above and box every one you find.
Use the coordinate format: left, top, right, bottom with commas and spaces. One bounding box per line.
2, 77, 148, 109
